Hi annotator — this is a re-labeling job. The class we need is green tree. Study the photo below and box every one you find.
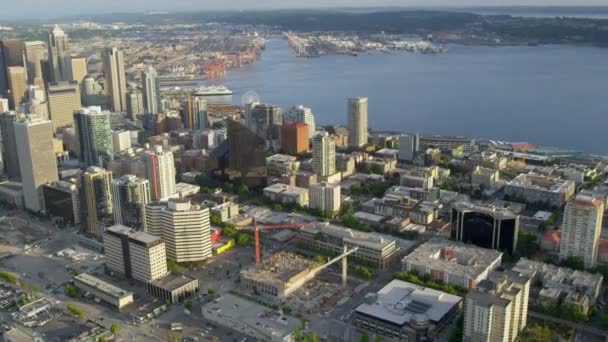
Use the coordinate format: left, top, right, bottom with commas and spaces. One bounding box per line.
563, 256, 585, 271
237, 233, 250, 246
0, 271, 17, 285
294, 324, 301, 342
31, 285, 40, 296
110, 323, 120, 336
184, 300, 193, 311
20, 280, 28, 290
374, 336, 381, 342
207, 288, 216, 295
273, 203, 284, 211
167, 258, 182, 273
67, 303, 86, 320
313, 255, 325, 264
518, 324, 551, 342
310, 331, 319, 342
64, 284, 80, 298
360, 331, 370, 342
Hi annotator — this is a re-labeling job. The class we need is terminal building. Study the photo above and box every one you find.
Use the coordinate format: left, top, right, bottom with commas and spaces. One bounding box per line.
73, 273, 134, 310
402, 237, 503, 290
297, 223, 401, 269
354, 279, 462, 341
450, 202, 519, 253
103, 224, 168, 283
240, 252, 319, 300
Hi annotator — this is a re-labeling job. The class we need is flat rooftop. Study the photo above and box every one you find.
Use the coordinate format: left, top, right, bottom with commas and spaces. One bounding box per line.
402, 237, 503, 280
451, 201, 518, 220
355, 279, 462, 326
507, 172, 574, 193
74, 273, 133, 299
301, 223, 398, 251
105, 224, 163, 247
240, 252, 318, 287
148, 273, 198, 291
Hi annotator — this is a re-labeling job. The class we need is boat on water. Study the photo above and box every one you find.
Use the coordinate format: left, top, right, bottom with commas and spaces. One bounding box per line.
194, 86, 233, 96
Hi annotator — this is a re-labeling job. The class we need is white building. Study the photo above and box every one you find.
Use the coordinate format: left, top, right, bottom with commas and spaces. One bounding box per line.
263, 183, 309, 207
559, 194, 604, 268
347, 97, 368, 148
309, 183, 341, 214
73, 273, 134, 310
398, 134, 419, 162
146, 198, 212, 263
144, 146, 176, 201
112, 130, 132, 154
104, 224, 168, 283
15, 116, 58, 212
285, 105, 316, 139
312, 132, 336, 177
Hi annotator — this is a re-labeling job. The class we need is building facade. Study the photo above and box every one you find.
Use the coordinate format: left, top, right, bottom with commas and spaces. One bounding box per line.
309, 183, 341, 214
144, 146, 176, 201
280, 122, 309, 154
74, 106, 113, 167
142, 66, 160, 114
0, 112, 20, 179
101, 48, 127, 112
82, 167, 113, 238
312, 132, 336, 177
285, 105, 315, 139
112, 175, 151, 231
47, 25, 72, 83
47, 81, 82, 131
347, 97, 368, 148
559, 194, 604, 268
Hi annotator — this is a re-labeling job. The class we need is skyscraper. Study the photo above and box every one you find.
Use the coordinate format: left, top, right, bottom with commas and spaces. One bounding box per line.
112, 175, 151, 231
1, 40, 24, 68
559, 194, 604, 268
146, 198, 212, 263
184, 96, 208, 130
14, 116, 58, 212
348, 97, 368, 148
23, 41, 46, 88
74, 106, 113, 167
310, 183, 341, 214
126, 90, 144, 120
280, 122, 309, 154
104, 224, 167, 282
101, 48, 127, 112
463, 271, 530, 342
81, 76, 107, 107
82, 166, 113, 238
312, 132, 336, 177
285, 105, 315, 139
0, 98, 8, 112
398, 133, 419, 162
227, 119, 267, 187
47, 81, 82, 131
249, 103, 282, 141
141, 66, 160, 114
144, 146, 176, 201
48, 25, 72, 83
0, 112, 20, 179
7, 66, 26, 110
70, 55, 87, 83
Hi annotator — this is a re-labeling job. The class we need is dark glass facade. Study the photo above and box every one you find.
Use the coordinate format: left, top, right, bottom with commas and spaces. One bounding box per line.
450, 207, 518, 253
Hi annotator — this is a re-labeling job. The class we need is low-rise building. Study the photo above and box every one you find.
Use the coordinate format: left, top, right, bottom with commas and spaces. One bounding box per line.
263, 183, 309, 207
511, 258, 603, 314
504, 172, 576, 207
73, 273, 134, 310
210, 201, 239, 222
309, 183, 341, 214
471, 166, 500, 190
354, 279, 462, 341
362, 157, 397, 174
240, 252, 319, 299
402, 237, 503, 290
297, 223, 400, 269
146, 273, 199, 304
266, 154, 300, 177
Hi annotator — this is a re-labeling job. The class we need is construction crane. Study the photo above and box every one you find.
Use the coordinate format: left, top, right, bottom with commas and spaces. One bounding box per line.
237, 220, 317, 264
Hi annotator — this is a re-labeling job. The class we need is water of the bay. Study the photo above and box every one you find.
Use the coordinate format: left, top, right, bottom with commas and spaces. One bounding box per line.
211, 39, 608, 155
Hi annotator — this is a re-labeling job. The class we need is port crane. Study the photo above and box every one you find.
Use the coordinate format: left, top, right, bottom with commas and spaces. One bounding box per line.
237, 220, 317, 265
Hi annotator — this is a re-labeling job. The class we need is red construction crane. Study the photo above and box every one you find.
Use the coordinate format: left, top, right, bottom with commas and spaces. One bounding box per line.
237, 220, 317, 264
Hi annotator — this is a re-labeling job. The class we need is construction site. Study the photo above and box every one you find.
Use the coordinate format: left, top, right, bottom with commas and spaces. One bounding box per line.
0, 215, 53, 253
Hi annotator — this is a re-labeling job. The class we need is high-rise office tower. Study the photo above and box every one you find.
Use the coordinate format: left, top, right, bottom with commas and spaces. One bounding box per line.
104, 224, 168, 282
559, 194, 604, 268
111, 130, 131, 153
184, 96, 208, 130
0, 112, 20, 179
81, 76, 107, 107
450, 202, 519, 253
348, 97, 368, 148
227, 119, 267, 187
280, 122, 309, 154
82, 166, 113, 238
7, 66, 26, 110
249, 103, 282, 141
1, 40, 24, 68
463, 271, 530, 342
312, 132, 336, 177
310, 183, 341, 214
47, 81, 82, 131
48, 25, 72, 82
398, 133, 419, 162
146, 198, 212, 263
141, 66, 160, 114
126, 90, 144, 120
144, 146, 176, 201
14, 116, 58, 212
74, 106, 113, 167
112, 175, 151, 231
23, 41, 46, 88
26, 85, 48, 120
70, 56, 87, 83
101, 48, 127, 112
285, 105, 315, 139
0, 98, 8, 112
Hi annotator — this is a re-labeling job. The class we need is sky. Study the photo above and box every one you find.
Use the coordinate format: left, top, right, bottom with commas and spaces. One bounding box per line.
1, 0, 606, 20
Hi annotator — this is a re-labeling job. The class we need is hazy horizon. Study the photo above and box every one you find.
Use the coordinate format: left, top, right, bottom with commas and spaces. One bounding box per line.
1, 0, 608, 21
